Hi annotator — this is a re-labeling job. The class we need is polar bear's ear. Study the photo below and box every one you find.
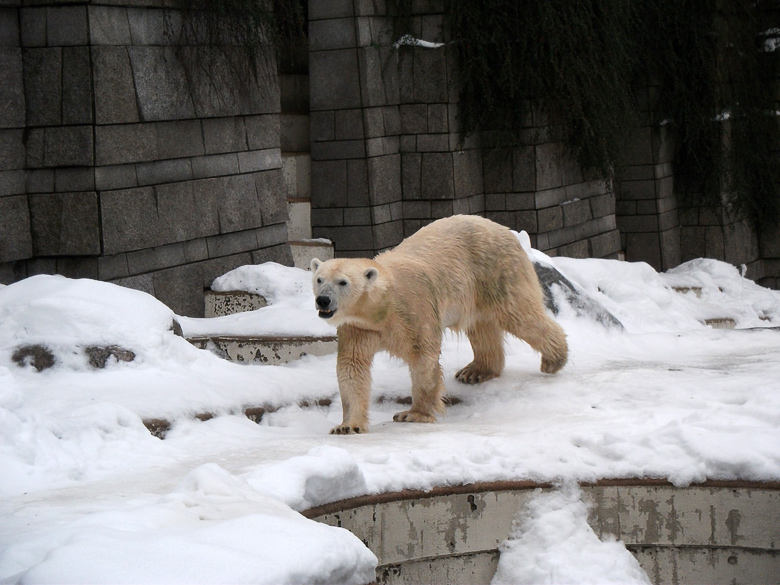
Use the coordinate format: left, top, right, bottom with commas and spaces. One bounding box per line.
364, 267, 378, 281
310, 258, 321, 272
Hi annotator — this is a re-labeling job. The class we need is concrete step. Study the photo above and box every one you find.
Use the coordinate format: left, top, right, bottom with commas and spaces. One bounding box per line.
670, 285, 737, 329
188, 334, 337, 365
204, 289, 267, 318
290, 239, 334, 270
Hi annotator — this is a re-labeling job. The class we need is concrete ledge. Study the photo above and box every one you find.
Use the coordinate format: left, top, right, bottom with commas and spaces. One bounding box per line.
204, 289, 267, 317
188, 334, 337, 365
304, 479, 780, 585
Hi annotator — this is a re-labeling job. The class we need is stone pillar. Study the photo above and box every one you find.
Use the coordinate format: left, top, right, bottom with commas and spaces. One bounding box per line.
617, 85, 681, 271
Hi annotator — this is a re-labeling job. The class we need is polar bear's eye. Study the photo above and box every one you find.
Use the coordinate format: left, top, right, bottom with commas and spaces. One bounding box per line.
338, 280, 348, 287
316, 277, 322, 284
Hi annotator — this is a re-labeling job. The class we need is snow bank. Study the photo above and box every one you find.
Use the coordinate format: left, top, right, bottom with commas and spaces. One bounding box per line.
0, 275, 181, 370
0, 463, 376, 585
181, 263, 333, 337
491, 485, 651, 585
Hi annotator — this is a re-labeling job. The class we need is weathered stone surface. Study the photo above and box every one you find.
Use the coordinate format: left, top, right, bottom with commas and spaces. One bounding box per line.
245, 115, 280, 150
368, 154, 400, 206
128, 46, 196, 121
44, 126, 93, 167
61, 47, 93, 125
95, 124, 157, 166
421, 152, 453, 199
29, 191, 100, 256
92, 46, 139, 124
23, 47, 61, 126
413, 45, 448, 103
0, 129, 24, 171
47, 5, 88, 46
309, 0, 354, 21
203, 117, 247, 155
255, 168, 287, 225
0, 48, 25, 129
54, 167, 94, 192
136, 159, 192, 186
88, 5, 132, 45
0, 194, 32, 262
309, 18, 356, 51
310, 49, 361, 111
192, 153, 239, 179
12, 344, 55, 371
85, 345, 136, 369
311, 160, 348, 207
156, 119, 204, 159
0, 7, 19, 48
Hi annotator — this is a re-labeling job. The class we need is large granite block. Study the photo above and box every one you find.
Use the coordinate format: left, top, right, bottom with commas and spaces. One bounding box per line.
0, 7, 18, 47
55, 167, 94, 192
347, 158, 370, 206
255, 168, 288, 225
309, 17, 356, 51
0, 129, 24, 171
136, 158, 192, 186
0, 49, 25, 128
206, 229, 259, 258
310, 49, 361, 111
192, 153, 239, 179
216, 173, 264, 233
368, 154, 400, 206
126, 7, 167, 46
0, 194, 32, 262
47, 5, 88, 46
413, 45, 448, 103
23, 47, 61, 126
62, 47, 93, 124
128, 46, 196, 121
421, 152, 453, 199
28, 191, 100, 256
0, 170, 24, 196
156, 119, 204, 159
453, 148, 482, 199
203, 117, 247, 154
309, 0, 354, 21
245, 114, 280, 150
95, 123, 157, 165
88, 5, 132, 45
311, 159, 347, 207
95, 164, 138, 191
93, 46, 139, 124
45, 125, 93, 167
19, 7, 45, 48
238, 149, 281, 174
356, 46, 387, 108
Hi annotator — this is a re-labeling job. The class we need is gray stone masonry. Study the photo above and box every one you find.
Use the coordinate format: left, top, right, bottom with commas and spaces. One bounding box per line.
309, 0, 623, 261
0, 2, 292, 316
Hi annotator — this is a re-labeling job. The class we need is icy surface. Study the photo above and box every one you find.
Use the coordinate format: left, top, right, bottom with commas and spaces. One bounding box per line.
2, 239, 780, 584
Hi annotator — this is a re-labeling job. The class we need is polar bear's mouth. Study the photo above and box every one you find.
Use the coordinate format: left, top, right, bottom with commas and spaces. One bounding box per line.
318, 309, 336, 319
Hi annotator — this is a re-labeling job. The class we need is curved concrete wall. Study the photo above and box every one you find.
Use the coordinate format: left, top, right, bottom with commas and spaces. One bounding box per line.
304, 480, 780, 585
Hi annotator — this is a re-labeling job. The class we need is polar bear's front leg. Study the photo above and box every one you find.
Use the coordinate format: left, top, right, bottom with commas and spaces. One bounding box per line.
331, 325, 380, 435
393, 352, 446, 423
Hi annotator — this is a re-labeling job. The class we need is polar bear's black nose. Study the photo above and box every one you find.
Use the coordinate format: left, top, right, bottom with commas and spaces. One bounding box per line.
316, 295, 331, 309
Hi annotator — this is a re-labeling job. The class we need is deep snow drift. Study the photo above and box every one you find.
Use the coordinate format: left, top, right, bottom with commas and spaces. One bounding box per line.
2, 233, 780, 584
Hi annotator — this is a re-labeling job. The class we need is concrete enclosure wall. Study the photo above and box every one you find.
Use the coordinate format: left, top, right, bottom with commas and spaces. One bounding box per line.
0, 1, 291, 316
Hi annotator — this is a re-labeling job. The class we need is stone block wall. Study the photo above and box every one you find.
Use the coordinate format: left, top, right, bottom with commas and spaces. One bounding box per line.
308, 0, 622, 261
0, 1, 291, 316
616, 87, 682, 272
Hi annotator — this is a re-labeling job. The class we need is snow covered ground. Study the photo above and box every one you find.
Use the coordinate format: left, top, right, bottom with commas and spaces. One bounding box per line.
2, 233, 780, 584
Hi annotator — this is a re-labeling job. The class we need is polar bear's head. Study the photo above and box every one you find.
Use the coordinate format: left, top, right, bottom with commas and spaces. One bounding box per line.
310, 258, 382, 326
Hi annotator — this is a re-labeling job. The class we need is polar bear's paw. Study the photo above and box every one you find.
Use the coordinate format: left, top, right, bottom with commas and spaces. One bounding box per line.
455, 363, 500, 384
393, 410, 438, 423
330, 423, 367, 435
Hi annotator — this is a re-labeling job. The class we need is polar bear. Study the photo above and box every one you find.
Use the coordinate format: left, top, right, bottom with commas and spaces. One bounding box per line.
311, 214, 568, 434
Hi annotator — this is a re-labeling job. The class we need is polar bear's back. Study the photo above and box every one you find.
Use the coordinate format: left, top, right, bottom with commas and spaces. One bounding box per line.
377, 215, 544, 322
